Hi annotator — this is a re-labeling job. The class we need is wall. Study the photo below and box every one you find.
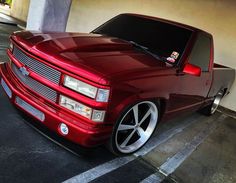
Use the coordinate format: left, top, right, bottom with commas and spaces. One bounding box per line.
67, 0, 236, 111
10, 0, 30, 21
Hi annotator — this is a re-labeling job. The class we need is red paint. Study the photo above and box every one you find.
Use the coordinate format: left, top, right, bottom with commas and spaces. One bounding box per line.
0, 14, 235, 147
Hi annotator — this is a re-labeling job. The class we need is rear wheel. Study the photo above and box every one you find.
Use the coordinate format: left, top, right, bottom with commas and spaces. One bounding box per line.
108, 101, 159, 155
201, 90, 224, 115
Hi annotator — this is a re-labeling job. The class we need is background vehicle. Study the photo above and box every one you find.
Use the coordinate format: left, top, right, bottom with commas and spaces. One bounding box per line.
0, 14, 235, 155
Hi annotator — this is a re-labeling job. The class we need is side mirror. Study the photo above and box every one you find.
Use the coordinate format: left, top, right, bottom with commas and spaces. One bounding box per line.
183, 63, 201, 77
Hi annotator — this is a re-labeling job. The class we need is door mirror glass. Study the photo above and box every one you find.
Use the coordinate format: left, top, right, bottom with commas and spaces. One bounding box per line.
183, 63, 201, 77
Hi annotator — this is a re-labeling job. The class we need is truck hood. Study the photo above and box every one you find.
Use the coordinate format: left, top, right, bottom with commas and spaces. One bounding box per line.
11, 31, 170, 85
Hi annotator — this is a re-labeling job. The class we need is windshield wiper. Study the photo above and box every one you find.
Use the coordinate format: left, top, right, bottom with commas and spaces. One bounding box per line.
129, 41, 162, 61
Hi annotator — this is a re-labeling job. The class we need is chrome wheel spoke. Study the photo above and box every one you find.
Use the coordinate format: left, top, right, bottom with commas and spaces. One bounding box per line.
133, 104, 139, 125
139, 108, 152, 125
118, 124, 135, 131
137, 127, 146, 138
120, 130, 136, 148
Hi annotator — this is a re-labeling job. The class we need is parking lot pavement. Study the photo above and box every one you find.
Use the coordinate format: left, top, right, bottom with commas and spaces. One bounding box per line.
167, 115, 236, 183
0, 20, 236, 183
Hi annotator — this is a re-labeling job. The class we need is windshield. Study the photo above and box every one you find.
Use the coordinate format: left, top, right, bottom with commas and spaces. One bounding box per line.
93, 14, 193, 64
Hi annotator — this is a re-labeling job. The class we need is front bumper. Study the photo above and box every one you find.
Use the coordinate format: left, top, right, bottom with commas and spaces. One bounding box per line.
0, 63, 112, 147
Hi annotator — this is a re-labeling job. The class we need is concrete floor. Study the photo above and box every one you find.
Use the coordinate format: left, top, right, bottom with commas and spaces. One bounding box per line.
0, 15, 236, 183
172, 115, 236, 183
142, 111, 236, 183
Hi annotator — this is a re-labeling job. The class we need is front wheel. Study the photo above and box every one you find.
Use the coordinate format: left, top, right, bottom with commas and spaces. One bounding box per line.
108, 101, 159, 155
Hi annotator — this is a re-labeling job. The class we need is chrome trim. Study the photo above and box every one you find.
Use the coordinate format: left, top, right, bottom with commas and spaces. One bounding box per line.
12, 63, 57, 103
15, 96, 45, 121
1, 78, 12, 98
211, 91, 223, 114
13, 46, 61, 84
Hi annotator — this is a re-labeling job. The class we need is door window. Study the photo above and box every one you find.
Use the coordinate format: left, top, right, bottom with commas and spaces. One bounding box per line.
189, 33, 211, 72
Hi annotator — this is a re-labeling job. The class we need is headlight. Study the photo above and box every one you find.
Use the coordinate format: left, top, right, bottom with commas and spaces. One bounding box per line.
64, 75, 110, 102
64, 75, 97, 98
96, 89, 110, 102
60, 95, 92, 119
92, 110, 105, 122
59, 95, 106, 122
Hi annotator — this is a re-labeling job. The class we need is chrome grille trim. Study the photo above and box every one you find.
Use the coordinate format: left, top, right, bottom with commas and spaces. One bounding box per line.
13, 46, 61, 84
12, 63, 57, 103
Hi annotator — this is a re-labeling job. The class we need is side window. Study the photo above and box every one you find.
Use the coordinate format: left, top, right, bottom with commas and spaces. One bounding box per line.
189, 33, 211, 72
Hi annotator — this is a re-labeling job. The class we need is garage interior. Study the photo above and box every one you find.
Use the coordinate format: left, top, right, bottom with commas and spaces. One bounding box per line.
0, 0, 236, 183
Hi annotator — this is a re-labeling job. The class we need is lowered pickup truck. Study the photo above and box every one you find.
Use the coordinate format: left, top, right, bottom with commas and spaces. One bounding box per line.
0, 14, 235, 155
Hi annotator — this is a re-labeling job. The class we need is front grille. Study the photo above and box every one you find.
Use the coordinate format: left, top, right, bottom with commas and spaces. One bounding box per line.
12, 63, 57, 103
13, 46, 61, 84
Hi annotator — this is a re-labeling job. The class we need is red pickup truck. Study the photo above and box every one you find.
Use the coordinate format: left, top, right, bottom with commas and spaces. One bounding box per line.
0, 14, 235, 155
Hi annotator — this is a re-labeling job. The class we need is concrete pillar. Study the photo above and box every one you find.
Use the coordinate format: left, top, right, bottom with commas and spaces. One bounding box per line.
26, 0, 72, 32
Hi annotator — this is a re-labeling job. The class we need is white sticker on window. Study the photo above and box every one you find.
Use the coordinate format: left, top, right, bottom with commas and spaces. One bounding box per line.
171, 51, 179, 60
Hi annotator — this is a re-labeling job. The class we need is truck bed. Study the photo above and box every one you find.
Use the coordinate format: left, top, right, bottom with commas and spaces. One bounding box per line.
208, 63, 235, 97
214, 63, 231, 69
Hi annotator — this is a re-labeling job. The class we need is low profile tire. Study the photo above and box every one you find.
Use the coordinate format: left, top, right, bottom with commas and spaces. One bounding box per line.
108, 101, 159, 155
201, 90, 224, 116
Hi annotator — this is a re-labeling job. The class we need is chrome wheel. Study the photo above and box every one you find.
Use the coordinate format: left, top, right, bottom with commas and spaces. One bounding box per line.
115, 101, 158, 154
211, 91, 223, 114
